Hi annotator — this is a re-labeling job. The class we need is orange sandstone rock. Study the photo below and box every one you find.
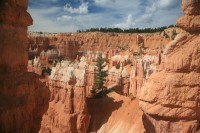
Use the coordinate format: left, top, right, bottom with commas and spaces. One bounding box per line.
28, 32, 171, 54
177, 0, 200, 32
140, 0, 200, 132
88, 92, 144, 133
0, 1, 50, 133
39, 61, 91, 133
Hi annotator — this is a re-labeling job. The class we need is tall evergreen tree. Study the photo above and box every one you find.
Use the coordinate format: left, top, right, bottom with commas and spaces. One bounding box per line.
92, 54, 108, 93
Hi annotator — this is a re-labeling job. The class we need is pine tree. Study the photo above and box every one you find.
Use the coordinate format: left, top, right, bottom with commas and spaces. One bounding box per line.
92, 54, 108, 94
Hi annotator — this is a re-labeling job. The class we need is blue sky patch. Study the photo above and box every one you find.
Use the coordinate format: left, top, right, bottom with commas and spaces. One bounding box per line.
28, 0, 182, 32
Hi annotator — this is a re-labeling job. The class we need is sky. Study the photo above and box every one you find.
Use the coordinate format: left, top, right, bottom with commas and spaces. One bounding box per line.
28, 0, 183, 33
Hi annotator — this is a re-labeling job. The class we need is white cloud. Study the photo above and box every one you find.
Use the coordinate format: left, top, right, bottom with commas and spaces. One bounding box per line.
27, 5, 61, 16
114, 14, 135, 29
95, 0, 116, 4
57, 15, 73, 21
28, 0, 182, 32
132, 0, 180, 25
157, 0, 179, 9
28, 6, 76, 32
64, 3, 88, 14
135, 2, 157, 23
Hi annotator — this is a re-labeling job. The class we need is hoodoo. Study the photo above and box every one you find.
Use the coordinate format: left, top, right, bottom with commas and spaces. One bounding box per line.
140, 0, 200, 132
0, 0, 50, 133
177, 0, 200, 32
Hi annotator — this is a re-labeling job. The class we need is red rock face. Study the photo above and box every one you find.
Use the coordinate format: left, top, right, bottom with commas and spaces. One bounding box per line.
130, 62, 144, 97
0, 1, 50, 133
28, 32, 171, 54
140, 0, 200, 132
182, 0, 200, 15
39, 61, 91, 133
39, 85, 90, 133
0, 0, 32, 73
177, 0, 200, 32
28, 36, 79, 60
0, 73, 50, 133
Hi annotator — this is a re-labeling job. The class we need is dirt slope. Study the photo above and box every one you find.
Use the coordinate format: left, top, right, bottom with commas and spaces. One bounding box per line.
88, 92, 144, 133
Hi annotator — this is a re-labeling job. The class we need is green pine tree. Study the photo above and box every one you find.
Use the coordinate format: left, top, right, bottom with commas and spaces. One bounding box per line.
92, 54, 108, 94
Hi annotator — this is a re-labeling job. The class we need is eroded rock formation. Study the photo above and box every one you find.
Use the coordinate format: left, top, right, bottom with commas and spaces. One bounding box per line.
0, 0, 50, 133
140, 0, 200, 132
177, 0, 200, 32
39, 60, 91, 133
28, 31, 171, 54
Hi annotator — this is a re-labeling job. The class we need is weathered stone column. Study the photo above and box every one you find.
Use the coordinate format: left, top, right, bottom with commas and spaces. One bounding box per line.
0, 0, 32, 73
139, 0, 200, 132
0, 1, 50, 133
177, 0, 200, 32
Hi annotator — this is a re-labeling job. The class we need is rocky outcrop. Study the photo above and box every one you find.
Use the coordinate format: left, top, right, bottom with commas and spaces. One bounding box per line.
140, 0, 200, 132
0, 1, 50, 133
0, 1, 32, 73
39, 61, 91, 133
39, 84, 90, 133
129, 61, 144, 97
28, 32, 171, 54
182, 0, 200, 15
0, 73, 50, 133
177, 0, 200, 32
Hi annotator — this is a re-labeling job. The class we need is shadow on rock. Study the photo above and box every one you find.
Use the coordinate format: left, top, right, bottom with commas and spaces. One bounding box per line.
142, 114, 156, 133
0, 73, 50, 133
87, 95, 123, 132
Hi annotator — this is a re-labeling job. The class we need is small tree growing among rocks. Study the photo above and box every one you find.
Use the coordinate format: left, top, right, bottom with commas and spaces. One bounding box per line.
92, 54, 108, 95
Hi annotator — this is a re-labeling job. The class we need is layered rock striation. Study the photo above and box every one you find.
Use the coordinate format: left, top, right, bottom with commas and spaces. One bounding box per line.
39, 60, 91, 133
140, 0, 200, 132
0, 0, 50, 133
28, 31, 171, 54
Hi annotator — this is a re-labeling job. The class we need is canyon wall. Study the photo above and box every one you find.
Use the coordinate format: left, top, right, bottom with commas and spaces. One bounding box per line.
28, 32, 167, 99
140, 0, 200, 132
28, 31, 173, 99
28, 31, 172, 54
0, 0, 50, 133
39, 54, 147, 133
